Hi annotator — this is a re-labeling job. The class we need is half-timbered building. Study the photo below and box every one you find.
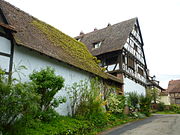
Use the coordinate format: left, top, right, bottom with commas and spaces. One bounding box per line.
0, 0, 123, 115
75, 18, 159, 95
167, 80, 180, 105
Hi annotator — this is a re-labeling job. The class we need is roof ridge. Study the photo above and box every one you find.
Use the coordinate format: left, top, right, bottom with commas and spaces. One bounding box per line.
75, 17, 137, 38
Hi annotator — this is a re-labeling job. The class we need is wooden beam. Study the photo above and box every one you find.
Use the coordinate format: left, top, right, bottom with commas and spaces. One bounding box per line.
8, 37, 15, 80
107, 68, 147, 86
0, 52, 11, 57
123, 48, 145, 68
0, 22, 16, 33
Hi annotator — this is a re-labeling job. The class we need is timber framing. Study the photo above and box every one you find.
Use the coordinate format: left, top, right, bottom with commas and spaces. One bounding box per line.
0, 7, 15, 79
75, 17, 155, 88
122, 48, 145, 68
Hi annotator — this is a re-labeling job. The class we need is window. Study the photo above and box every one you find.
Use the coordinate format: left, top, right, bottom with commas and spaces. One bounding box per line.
93, 41, 102, 49
134, 44, 138, 51
127, 57, 134, 69
175, 98, 180, 104
138, 66, 144, 76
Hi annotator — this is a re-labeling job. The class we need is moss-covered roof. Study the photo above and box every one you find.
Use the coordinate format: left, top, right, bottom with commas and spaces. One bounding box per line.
0, 0, 123, 83
31, 19, 106, 78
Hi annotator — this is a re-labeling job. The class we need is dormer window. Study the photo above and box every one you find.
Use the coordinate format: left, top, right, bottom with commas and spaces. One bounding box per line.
93, 41, 102, 49
76, 38, 81, 42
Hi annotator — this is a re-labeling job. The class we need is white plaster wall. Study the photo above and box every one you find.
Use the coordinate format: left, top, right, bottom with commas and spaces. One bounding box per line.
124, 76, 146, 95
0, 55, 9, 71
0, 37, 11, 71
13, 45, 91, 115
160, 96, 170, 105
0, 37, 11, 54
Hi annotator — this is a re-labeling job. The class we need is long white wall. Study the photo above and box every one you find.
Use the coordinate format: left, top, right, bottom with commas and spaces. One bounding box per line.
124, 76, 146, 95
13, 45, 91, 115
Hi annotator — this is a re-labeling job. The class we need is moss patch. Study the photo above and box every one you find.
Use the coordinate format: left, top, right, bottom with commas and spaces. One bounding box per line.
31, 19, 106, 78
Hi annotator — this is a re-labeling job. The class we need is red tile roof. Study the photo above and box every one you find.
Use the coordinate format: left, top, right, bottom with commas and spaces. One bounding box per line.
167, 80, 180, 93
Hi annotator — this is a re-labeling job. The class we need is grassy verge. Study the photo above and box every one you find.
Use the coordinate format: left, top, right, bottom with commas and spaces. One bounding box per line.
153, 111, 178, 114
94, 117, 138, 134
5, 114, 144, 135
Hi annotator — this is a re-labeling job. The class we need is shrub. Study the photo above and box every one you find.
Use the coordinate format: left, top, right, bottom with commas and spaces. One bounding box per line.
67, 78, 109, 127
107, 93, 125, 114
35, 108, 60, 122
0, 70, 40, 133
139, 94, 152, 116
75, 78, 105, 116
29, 67, 65, 111
11, 115, 91, 135
66, 80, 88, 116
87, 112, 109, 128
127, 92, 139, 111
170, 104, 180, 113
157, 102, 165, 111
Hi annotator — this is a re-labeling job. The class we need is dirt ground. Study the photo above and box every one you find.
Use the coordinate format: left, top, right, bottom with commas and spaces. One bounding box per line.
100, 114, 180, 135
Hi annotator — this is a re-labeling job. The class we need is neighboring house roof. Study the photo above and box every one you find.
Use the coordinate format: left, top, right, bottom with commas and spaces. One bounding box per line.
0, 0, 123, 83
75, 18, 136, 56
167, 80, 180, 93
147, 79, 165, 91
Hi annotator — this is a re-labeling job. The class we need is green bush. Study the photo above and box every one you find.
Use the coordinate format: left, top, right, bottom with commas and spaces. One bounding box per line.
157, 102, 165, 111
0, 70, 40, 132
35, 108, 60, 122
127, 92, 139, 111
170, 104, 180, 113
68, 78, 105, 116
11, 115, 91, 135
66, 80, 88, 116
107, 93, 125, 114
29, 67, 65, 111
67, 78, 109, 127
139, 94, 152, 116
87, 112, 109, 128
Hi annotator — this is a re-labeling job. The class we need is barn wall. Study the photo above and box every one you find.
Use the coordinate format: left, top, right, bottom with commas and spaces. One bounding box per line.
13, 45, 91, 115
160, 95, 170, 105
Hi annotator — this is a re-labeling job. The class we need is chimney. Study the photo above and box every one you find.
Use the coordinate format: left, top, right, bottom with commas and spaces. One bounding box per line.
79, 31, 84, 35
94, 27, 98, 31
107, 23, 111, 27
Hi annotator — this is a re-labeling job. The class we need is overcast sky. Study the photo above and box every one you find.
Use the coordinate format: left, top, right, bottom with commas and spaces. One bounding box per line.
5, 0, 180, 88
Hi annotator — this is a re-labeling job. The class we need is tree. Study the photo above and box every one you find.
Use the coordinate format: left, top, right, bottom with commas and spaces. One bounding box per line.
146, 88, 160, 104
0, 69, 40, 131
29, 67, 65, 111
